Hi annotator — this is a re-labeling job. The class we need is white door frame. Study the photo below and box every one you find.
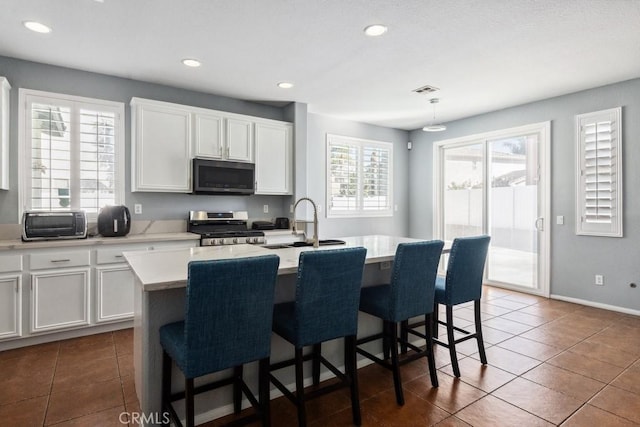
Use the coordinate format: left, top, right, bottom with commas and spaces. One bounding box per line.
433, 122, 550, 297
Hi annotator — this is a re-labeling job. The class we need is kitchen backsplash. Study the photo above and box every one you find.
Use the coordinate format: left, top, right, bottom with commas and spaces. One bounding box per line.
0, 220, 188, 241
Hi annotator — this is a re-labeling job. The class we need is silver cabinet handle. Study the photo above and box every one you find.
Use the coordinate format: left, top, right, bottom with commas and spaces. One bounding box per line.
115, 255, 124, 258
51, 259, 71, 263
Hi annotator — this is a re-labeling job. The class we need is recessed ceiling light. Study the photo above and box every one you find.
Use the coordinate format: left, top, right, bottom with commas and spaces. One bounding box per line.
364, 24, 387, 37
23, 21, 52, 34
277, 82, 294, 89
181, 59, 201, 67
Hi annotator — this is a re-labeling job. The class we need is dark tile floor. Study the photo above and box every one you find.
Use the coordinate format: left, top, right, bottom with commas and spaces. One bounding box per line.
1, 286, 639, 426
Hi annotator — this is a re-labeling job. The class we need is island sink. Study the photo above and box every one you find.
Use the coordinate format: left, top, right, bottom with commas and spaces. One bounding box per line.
263, 239, 346, 249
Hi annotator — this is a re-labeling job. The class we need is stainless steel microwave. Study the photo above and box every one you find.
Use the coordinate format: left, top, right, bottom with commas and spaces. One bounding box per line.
192, 158, 255, 195
22, 211, 88, 241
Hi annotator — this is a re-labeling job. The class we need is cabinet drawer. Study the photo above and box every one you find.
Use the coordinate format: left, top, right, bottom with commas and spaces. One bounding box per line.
0, 254, 23, 273
96, 247, 143, 265
96, 241, 196, 265
30, 250, 90, 270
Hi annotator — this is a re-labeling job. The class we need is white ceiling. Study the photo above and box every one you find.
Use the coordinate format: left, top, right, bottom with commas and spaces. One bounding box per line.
2, 0, 639, 130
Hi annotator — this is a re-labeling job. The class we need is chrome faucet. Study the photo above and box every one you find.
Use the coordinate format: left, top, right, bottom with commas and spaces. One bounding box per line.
292, 197, 319, 248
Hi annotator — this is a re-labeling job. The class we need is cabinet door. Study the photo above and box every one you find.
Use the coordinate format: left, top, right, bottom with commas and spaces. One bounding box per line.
193, 112, 224, 159
255, 122, 293, 195
0, 275, 21, 340
132, 101, 192, 192
31, 268, 90, 333
226, 117, 253, 162
0, 77, 9, 190
95, 265, 134, 323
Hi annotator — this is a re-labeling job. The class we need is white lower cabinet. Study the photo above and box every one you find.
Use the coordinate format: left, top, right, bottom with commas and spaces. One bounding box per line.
95, 266, 134, 323
0, 238, 197, 347
31, 268, 91, 333
0, 275, 21, 339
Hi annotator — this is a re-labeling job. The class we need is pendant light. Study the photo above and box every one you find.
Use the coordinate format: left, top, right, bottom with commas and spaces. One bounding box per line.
423, 98, 446, 132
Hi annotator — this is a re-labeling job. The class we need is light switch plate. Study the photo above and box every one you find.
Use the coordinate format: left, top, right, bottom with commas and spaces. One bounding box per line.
556, 215, 564, 225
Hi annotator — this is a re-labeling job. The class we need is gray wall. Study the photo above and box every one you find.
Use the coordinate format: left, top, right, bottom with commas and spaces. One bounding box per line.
0, 55, 289, 223
306, 113, 410, 239
409, 78, 640, 311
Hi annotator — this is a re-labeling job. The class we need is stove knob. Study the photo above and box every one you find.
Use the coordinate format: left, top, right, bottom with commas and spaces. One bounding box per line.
233, 238, 239, 244
213, 239, 221, 246
246, 237, 252, 243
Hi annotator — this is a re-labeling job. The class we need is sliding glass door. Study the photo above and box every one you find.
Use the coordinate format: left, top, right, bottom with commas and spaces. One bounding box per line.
434, 123, 549, 296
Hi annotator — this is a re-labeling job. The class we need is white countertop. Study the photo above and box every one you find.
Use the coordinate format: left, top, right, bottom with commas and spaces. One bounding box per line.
0, 232, 200, 251
124, 235, 425, 292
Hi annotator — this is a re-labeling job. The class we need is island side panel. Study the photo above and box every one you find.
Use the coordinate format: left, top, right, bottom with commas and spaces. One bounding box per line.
134, 277, 186, 423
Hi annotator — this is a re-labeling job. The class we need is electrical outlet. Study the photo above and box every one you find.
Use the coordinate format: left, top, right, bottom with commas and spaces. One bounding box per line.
380, 261, 391, 270
290, 204, 294, 213
263, 204, 269, 213
134, 204, 142, 214
394, 204, 398, 212
595, 275, 604, 286
317, 204, 322, 213
556, 215, 564, 225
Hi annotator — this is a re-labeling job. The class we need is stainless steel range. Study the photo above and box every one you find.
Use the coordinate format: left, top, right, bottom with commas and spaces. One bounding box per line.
188, 211, 266, 246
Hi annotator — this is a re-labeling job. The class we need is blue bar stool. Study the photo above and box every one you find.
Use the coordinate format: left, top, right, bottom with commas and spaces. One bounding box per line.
269, 247, 367, 427
356, 240, 443, 405
406, 235, 491, 378
160, 255, 280, 427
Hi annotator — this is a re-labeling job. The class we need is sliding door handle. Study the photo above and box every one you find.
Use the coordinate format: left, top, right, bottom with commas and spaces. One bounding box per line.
535, 217, 544, 231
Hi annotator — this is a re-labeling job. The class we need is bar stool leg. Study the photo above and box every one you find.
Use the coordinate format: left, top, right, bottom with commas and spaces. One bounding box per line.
445, 305, 461, 377
388, 321, 404, 405
382, 320, 391, 360
295, 348, 307, 427
345, 335, 362, 425
400, 320, 409, 354
233, 365, 243, 414
433, 303, 440, 337
425, 313, 439, 387
474, 299, 488, 365
258, 358, 271, 427
312, 343, 321, 386
185, 378, 195, 427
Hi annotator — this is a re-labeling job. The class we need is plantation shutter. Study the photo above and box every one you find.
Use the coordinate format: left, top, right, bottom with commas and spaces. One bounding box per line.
576, 107, 622, 237
326, 134, 393, 217
25, 92, 122, 215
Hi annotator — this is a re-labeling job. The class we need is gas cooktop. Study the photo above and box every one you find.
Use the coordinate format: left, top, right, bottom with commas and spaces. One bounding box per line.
187, 211, 266, 246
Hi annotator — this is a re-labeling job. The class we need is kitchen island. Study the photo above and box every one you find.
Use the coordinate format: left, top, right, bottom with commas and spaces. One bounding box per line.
124, 235, 428, 425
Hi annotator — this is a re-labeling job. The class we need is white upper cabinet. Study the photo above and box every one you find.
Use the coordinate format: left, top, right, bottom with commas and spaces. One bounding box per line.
131, 97, 291, 193
255, 121, 293, 195
193, 111, 253, 162
226, 117, 253, 162
193, 110, 224, 159
0, 77, 10, 190
131, 98, 192, 192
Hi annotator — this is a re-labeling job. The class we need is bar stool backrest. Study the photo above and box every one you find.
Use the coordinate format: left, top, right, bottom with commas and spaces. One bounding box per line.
388, 240, 444, 322
184, 255, 280, 376
444, 235, 491, 305
294, 247, 367, 348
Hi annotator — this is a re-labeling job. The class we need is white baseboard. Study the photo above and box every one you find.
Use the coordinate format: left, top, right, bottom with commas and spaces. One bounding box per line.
550, 294, 640, 317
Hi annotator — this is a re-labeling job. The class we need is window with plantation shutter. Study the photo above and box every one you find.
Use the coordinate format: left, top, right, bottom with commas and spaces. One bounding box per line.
326, 134, 393, 217
575, 107, 622, 237
20, 90, 124, 219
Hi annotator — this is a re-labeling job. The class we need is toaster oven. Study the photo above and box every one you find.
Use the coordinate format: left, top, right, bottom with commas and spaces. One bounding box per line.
22, 211, 88, 241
